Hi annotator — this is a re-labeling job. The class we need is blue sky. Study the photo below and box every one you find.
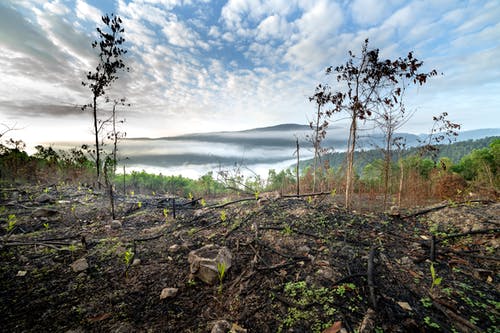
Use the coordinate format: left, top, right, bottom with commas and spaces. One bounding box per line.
0, 0, 499, 148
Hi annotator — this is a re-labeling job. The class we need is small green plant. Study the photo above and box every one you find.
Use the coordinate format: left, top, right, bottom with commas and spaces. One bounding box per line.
137, 201, 142, 208
420, 297, 432, 308
129, 190, 134, 196
43, 222, 50, 230
307, 196, 313, 204
330, 188, 336, 198
188, 192, 193, 201
254, 191, 260, 200
6, 214, 17, 232
186, 279, 196, 287
430, 262, 442, 291
282, 224, 293, 235
123, 248, 134, 266
424, 316, 440, 329
217, 262, 227, 294
220, 210, 227, 223
200, 198, 206, 207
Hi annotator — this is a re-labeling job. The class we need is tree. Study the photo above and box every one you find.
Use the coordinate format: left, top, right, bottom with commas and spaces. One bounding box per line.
324, 39, 437, 209
308, 84, 332, 192
371, 88, 414, 208
82, 14, 129, 188
105, 97, 129, 172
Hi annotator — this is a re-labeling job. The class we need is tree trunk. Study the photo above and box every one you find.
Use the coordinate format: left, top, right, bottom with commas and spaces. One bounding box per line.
397, 158, 404, 207
382, 131, 392, 209
345, 115, 357, 209
313, 105, 321, 193
296, 138, 300, 196
93, 96, 101, 189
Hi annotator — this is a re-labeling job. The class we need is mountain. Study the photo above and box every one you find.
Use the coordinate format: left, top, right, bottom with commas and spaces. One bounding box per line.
126, 124, 499, 150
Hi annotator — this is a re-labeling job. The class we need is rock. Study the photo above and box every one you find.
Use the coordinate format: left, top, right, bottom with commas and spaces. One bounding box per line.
168, 244, 181, 253
70, 258, 89, 272
16, 270, 27, 277
132, 258, 141, 266
188, 244, 232, 285
297, 245, 311, 255
36, 193, 55, 204
211, 320, 231, 333
32, 207, 59, 218
397, 301, 413, 311
160, 287, 178, 299
316, 266, 335, 280
110, 220, 122, 229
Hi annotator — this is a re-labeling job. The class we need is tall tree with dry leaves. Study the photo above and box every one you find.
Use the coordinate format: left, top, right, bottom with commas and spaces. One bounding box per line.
82, 14, 129, 188
323, 39, 438, 209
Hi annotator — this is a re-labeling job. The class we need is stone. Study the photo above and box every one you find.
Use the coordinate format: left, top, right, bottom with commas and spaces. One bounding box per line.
32, 207, 59, 218
210, 320, 231, 333
132, 258, 141, 266
168, 244, 181, 253
70, 258, 89, 272
160, 287, 178, 299
316, 266, 335, 280
297, 245, 311, 255
397, 301, 413, 311
36, 193, 55, 204
110, 220, 122, 229
188, 244, 232, 285
16, 270, 27, 277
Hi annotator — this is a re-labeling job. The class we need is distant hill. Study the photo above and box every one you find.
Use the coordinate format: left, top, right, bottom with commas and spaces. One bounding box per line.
302, 136, 500, 173
127, 124, 500, 151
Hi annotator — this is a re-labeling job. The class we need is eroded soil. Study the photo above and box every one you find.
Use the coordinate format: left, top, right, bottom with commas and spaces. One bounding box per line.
0, 185, 498, 332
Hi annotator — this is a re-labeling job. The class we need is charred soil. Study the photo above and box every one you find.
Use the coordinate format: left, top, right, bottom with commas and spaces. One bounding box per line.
0, 185, 498, 332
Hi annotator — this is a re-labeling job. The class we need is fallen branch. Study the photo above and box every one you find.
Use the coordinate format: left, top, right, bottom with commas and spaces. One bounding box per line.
429, 294, 482, 333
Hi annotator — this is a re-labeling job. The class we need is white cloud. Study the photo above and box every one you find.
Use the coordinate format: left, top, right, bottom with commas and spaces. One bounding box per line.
43, 0, 70, 15
75, 0, 102, 25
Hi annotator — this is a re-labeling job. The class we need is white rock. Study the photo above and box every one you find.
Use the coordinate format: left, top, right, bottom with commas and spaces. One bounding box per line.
17, 270, 27, 277
160, 287, 178, 300
70, 258, 89, 272
132, 258, 141, 266
111, 220, 122, 229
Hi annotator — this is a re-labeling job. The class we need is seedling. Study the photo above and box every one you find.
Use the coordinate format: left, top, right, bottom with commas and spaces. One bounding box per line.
6, 214, 16, 232
188, 192, 193, 201
220, 210, 227, 223
217, 262, 227, 294
123, 248, 134, 266
254, 191, 260, 200
200, 198, 207, 207
137, 201, 142, 208
430, 262, 442, 291
43, 222, 50, 230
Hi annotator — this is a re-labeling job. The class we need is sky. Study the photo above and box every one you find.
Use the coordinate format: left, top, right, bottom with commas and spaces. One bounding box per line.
1, 0, 499, 150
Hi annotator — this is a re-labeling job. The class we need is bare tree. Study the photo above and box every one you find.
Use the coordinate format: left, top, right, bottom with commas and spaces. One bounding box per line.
308, 84, 332, 192
105, 97, 129, 172
324, 39, 437, 209
82, 14, 129, 188
371, 86, 414, 208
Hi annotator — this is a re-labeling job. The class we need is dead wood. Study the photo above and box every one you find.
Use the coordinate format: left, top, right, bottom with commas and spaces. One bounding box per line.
429, 294, 482, 333
367, 247, 377, 309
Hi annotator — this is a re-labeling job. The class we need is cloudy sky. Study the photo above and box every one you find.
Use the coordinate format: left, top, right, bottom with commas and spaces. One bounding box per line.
1, 0, 499, 149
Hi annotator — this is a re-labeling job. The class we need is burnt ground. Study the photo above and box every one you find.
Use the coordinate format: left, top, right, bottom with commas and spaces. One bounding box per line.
0, 184, 498, 333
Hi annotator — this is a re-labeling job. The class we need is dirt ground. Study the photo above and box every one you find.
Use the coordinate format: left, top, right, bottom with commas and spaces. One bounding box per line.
0, 184, 498, 332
